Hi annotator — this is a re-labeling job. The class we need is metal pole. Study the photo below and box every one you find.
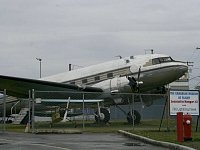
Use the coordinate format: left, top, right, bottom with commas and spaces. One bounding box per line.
159, 95, 168, 131
31, 89, 35, 133
196, 115, 200, 132
167, 89, 170, 131
132, 94, 135, 130
39, 60, 41, 78
196, 91, 200, 132
139, 94, 143, 121
36, 58, 42, 78
3, 89, 6, 132
82, 93, 85, 129
28, 90, 31, 132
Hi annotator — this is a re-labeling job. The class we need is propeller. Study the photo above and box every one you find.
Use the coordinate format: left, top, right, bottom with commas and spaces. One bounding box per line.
127, 66, 142, 92
137, 66, 141, 92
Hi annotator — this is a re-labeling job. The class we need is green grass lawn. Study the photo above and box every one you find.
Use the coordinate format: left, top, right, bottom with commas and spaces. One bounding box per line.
0, 119, 199, 149
130, 130, 200, 150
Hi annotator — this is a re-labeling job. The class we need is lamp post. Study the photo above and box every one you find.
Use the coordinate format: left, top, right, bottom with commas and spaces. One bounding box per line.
36, 58, 42, 78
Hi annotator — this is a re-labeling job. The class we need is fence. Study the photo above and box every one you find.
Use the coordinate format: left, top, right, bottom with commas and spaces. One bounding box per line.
31, 90, 173, 132
0, 89, 199, 133
0, 90, 6, 132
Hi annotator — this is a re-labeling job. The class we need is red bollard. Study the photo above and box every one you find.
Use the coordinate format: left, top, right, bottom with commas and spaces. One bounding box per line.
183, 113, 192, 141
177, 112, 184, 142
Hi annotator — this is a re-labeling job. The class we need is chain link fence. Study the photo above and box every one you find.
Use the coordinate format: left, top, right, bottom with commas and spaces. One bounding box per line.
0, 89, 199, 133
0, 89, 31, 133
0, 90, 6, 132
30, 90, 175, 132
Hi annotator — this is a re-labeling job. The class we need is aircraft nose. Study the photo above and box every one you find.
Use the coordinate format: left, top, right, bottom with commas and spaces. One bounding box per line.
177, 63, 188, 75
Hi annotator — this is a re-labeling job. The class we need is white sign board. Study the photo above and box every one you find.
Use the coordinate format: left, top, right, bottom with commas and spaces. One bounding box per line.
170, 90, 199, 115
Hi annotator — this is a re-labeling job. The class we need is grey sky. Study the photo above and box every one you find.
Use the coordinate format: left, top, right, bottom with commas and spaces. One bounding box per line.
0, 0, 200, 86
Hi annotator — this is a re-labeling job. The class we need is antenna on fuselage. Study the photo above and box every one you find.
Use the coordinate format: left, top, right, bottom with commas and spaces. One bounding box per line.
69, 64, 72, 71
68, 64, 83, 71
115, 55, 122, 59
144, 49, 154, 54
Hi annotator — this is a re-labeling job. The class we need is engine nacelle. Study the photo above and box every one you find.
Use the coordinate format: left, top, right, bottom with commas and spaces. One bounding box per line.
93, 76, 132, 94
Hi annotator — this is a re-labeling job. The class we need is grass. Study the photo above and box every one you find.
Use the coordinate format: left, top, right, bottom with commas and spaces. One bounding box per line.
129, 120, 200, 150
0, 124, 25, 132
0, 119, 200, 149
131, 130, 200, 150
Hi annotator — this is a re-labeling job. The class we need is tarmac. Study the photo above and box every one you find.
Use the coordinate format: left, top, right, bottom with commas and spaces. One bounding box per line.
33, 129, 196, 150
0, 131, 169, 150
0, 128, 196, 150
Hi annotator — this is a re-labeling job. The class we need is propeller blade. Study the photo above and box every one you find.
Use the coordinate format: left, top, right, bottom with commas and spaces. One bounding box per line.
137, 66, 141, 92
127, 76, 136, 91
127, 66, 142, 92
137, 66, 141, 81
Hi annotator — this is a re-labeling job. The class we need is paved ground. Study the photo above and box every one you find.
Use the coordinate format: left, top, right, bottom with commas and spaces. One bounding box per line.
0, 132, 170, 150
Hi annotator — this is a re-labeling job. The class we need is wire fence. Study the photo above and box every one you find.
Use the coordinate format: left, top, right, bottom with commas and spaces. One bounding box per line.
0, 90, 6, 132
31, 90, 171, 132
0, 89, 199, 134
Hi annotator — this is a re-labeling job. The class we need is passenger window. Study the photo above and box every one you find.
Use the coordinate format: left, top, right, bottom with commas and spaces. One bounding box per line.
107, 73, 113, 78
95, 76, 100, 81
82, 79, 87, 84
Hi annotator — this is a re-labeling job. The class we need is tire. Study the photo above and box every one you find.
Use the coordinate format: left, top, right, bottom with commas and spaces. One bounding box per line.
95, 108, 110, 123
127, 110, 141, 125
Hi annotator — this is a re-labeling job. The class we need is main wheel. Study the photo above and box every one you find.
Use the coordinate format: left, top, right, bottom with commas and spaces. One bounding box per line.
95, 108, 110, 123
127, 110, 141, 125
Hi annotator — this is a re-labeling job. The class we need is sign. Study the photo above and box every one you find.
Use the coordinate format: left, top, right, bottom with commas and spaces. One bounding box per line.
170, 90, 199, 115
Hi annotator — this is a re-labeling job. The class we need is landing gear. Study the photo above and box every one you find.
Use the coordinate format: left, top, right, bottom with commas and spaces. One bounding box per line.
127, 110, 141, 125
95, 108, 110, 123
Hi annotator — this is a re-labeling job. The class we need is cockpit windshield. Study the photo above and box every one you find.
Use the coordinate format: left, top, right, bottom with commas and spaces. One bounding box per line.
152, 57, 173, 65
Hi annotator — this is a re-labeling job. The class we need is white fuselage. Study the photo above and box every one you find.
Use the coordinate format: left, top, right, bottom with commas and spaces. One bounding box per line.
42, 54, 188, 96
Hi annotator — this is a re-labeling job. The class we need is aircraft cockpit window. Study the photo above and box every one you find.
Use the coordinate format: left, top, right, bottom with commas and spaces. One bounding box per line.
159, 57, 173, 63
152, 58, 160, 65
152, 57, 173, 65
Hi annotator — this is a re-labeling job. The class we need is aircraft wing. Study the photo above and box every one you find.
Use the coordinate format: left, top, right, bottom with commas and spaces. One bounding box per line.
0, 75, 103, 99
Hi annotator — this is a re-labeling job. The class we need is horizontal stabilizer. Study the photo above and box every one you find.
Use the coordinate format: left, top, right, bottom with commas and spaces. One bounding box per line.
37, 99, 104, 103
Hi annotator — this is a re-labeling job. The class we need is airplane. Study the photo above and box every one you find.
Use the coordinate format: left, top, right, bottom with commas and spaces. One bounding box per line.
0, 53, 188, 124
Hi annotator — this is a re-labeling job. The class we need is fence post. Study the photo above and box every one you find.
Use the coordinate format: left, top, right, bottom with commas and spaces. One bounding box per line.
31, 89, 35, 133
159, 94, 168, 131
167, 89, 170, 131
3, 89, 6, 132
132, 93, 135, 130
82, 93, 85, 129
28, 90, 31, 132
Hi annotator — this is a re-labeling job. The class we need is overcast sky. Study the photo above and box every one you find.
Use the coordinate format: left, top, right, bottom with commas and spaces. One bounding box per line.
0, 0, 200, 86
